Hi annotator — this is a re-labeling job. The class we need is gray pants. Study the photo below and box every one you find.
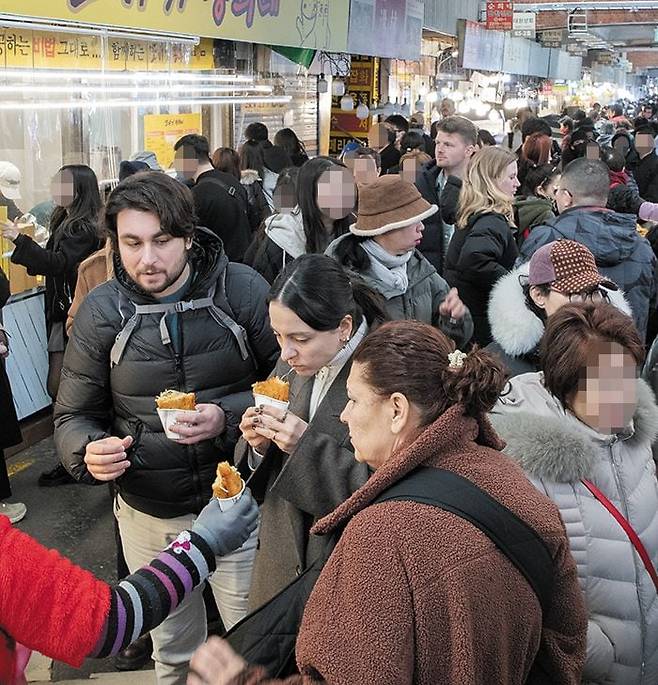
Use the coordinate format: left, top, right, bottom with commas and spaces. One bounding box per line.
115, 495, 258, 685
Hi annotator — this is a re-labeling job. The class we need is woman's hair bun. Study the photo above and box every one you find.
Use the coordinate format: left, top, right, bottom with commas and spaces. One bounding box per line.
441, 347, 508, 417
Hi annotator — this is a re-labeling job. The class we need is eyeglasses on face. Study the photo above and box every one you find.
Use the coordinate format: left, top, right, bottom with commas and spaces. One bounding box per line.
550, 287, 609, 303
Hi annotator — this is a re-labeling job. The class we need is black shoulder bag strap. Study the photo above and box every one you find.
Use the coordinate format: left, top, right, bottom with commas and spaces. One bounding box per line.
374, 467, 554, 616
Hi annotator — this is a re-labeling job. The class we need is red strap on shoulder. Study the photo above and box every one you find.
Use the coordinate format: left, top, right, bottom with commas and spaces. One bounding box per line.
581, 479, 658, 592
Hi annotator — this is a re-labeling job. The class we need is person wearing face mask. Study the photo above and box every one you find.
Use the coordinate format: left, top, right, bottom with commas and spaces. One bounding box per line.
487, 240, 631, 377
444, 146, 521, 347
1, 165, 103, 403
234, 254, 388, 610
491, 302, 658, 685
326, 175, 473, 349
518, 158, 656, 341
633, 128, 658, 204
188, 320, 586, 685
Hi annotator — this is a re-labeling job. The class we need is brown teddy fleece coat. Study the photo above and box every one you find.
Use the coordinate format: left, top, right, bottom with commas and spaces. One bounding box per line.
234, 404, 586, 685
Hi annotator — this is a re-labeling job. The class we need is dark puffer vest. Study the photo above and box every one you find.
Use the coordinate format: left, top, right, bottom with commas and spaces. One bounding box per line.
54, 228, 278, 518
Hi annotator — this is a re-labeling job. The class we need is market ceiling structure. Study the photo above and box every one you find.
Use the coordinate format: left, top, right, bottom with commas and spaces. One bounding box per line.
514, 1, 658, 70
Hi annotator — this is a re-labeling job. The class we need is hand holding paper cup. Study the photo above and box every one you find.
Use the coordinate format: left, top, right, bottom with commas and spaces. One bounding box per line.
155, 389, 199, 440
212, 461, 246, 511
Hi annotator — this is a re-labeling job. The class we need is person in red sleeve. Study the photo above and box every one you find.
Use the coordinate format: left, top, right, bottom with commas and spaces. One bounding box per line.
0, 493, 257, 685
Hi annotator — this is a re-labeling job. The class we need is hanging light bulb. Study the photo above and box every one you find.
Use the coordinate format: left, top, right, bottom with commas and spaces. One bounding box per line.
332, 78, 346, 97
356, 98, 370, 120
414, 95, 424, 112
317, 73, 328, 94
340, 92, 354, 111
383, 99, 395, 116
401, 99, 410, 117
392, 97, 401, 114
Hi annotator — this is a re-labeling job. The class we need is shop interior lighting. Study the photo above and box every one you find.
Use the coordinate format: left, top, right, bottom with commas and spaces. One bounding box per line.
0, 95, 292, 111
0, 69, 253, 84
400, 99, 410, 117
355, 98, 370, 120
331, 78, 346, 97
339, 93, 354, 111
0, 84, 272, 95
317, 73, 328, 94
0, 14, 199, 45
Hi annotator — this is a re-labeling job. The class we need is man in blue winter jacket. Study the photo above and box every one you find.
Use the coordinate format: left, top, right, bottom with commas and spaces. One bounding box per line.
518, 158, 657, 340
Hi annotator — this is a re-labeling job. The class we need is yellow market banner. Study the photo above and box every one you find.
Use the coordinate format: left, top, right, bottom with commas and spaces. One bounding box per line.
1, 28, 214, 71
144, 112, 201, 170
0, 0, 349, 52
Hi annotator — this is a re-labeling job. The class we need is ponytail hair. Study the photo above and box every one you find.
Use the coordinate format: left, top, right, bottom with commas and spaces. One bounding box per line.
332, 233, 371, 271
268, 254, 388, 332
353, 321, 508, 423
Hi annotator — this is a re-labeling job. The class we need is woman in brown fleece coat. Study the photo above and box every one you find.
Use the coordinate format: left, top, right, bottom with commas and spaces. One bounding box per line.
188, 321, 587, 685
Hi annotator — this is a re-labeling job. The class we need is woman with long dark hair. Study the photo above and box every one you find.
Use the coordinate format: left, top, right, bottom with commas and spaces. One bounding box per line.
4, 165, 102, 392
298, 156, 354, 252
2, 165, 102, 482
274, 128, 309, 167
234, 254, 387, 610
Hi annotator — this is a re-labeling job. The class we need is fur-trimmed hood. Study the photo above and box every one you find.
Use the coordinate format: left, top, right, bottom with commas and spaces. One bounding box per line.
488, 263, 632, 357
490, 373, 658, 483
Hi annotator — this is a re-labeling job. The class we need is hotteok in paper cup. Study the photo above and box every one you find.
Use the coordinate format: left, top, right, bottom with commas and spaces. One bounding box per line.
157, 408, 199, 440
216, 479, 246, 511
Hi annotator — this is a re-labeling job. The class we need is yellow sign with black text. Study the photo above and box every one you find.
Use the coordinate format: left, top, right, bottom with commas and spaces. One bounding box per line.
144, 112, 202, 170
0, 0, 349, 52
0, 28, 214, 71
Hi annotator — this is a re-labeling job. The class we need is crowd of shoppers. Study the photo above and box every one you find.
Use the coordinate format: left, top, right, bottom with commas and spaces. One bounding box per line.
1, 108, 658, 685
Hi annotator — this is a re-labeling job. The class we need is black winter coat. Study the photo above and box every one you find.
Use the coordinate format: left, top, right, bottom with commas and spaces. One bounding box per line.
414, 161, 462, 273
192, 169, 252, 262
0, 268, 21, 450
634, 153, 658, 204
10, 216, 101, 335
444, 212, 518, 348
54, 229, 279, 518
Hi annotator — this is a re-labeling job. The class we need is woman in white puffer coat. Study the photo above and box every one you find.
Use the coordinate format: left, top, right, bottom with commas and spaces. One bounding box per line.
491, 301, 658, 685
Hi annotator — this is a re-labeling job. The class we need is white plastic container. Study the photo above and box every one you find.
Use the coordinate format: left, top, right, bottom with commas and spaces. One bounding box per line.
157, 408, 199, 440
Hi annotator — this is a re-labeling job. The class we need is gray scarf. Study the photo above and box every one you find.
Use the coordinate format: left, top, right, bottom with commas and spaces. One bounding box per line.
361, 239, 412, 299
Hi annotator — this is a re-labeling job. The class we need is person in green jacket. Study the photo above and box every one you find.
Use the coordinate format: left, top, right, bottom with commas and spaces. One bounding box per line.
514, 163, 559, 249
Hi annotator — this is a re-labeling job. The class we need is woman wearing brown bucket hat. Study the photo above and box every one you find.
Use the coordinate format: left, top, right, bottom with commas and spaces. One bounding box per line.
326, 175, 474, 348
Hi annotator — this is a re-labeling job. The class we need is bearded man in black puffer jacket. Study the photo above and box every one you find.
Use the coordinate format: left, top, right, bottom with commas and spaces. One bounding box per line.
54, 172, 278, 684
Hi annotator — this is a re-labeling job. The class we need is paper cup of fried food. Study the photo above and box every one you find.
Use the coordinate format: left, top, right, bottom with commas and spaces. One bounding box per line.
155, 389, 199, 440
212, 461, 246, 511
252, 376, 290, 413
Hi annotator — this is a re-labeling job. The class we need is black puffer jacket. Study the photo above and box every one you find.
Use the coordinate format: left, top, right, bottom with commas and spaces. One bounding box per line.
444, 212, 518, 348
414, 160, 462, 273
54, 228, 279, 518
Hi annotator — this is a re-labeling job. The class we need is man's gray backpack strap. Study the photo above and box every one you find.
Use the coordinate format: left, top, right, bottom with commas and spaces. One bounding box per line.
110, 272, 252, 367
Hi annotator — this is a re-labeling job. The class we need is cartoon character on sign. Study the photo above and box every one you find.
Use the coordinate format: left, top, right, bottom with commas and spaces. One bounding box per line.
296, 0, 331, 49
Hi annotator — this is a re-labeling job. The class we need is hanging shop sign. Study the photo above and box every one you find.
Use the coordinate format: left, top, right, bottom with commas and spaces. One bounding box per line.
486, 2, 513, 32
0, 0, 350, 52
540, 29, 564, 48
348, 0, 424, 61
0, 28, 214, 70
144, 112, 202, 170
512, 12, 536, 40
329, 55, 378, 157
